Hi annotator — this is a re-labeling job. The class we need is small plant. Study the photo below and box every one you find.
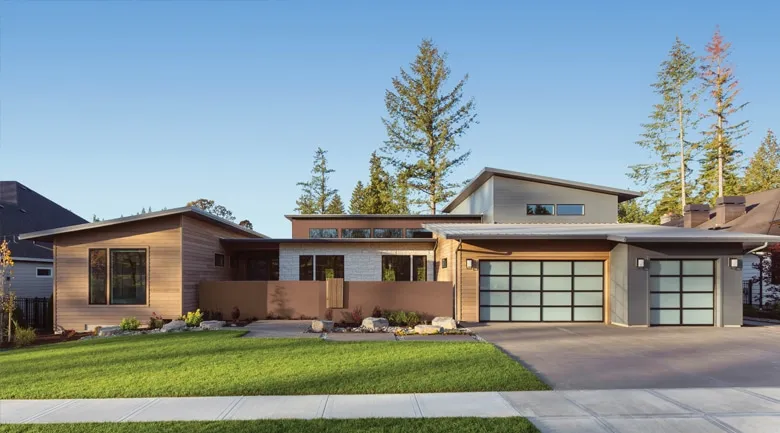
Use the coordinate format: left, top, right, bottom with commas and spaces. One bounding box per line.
93, 326, 102, 336
13, 321, 36, 348
324, 268, 335, 279
383, 268, 395, 281
181, 309, 203, 327
120, 316, 140, 331
371, 305, 383, 318
387, 310, 408, 326
350, 306, 363, 324
231, 306, 241, 322
148, 312, 164, 329
324, 308, 333, 321
406, 311, 421, 327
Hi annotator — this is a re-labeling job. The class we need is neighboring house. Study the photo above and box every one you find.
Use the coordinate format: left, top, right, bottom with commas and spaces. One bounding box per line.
20, 167, 780, 330
0, 181, 87, 298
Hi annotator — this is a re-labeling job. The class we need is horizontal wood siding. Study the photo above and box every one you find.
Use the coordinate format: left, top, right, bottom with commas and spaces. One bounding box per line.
53, 216, 183, 330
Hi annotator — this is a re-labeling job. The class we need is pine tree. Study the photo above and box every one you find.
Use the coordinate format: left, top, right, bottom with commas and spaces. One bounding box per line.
618, 200, 651, 224
381, 39, 477, 214
743, 130, 780, 194
349, 181, 366, 214
326, 193, 345, 214
697, 27, 748, 203
296, 147, 338, 214
629, 38, 699, 220
238, 219, 254, 230
391, 170, 411, 214
362, 152, 395, 214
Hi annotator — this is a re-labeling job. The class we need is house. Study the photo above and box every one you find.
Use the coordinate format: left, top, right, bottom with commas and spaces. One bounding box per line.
20, 167, 780, 330
0, 181, 87, 298
661, 190, 780, 305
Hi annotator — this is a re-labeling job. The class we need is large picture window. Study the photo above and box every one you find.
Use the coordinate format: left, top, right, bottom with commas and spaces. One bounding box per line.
382, 255, 428, 281
89, 248, 147, 305
300, 255, 314, 280
315, 255, 344, 280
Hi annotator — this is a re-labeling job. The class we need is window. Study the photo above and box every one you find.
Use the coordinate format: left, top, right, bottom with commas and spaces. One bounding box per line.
405, 228, 433, 238
89, 249, 108, 304
557, 204, 585, 216
527, 204, 555, 215
214, 253, 225, 267
315, 255, 344, 280
36, 267, 52, 278
413, 255, 427, 281
110, 249, 147, 305
374, 228, 403, 238
309, 228, 339, 238
300, 255, 314, 280
442, 258, 448, 269
382, 255, 411, 281
342, 228, 371, 238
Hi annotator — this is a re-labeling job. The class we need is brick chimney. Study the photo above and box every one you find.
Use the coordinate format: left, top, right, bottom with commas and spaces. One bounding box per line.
714, 196, 746, 226
660, 213, 679, 225
683, 204, 710, 228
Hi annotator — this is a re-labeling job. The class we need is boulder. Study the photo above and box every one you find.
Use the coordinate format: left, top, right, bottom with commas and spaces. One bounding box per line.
200, 320, 225, 330
161, 320, 186, 332
414, 324, 443, 335
361, 317, 389, 330
97, 326, 122, 337
311, 320, 334, 333
431, 317, 457, 330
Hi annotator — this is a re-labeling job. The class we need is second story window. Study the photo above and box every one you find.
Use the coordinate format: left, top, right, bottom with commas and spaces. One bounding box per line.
405, 228, 433, 238
342, 228, 371, 238
527, 204, 555, 216
373, 228, 403, 238
309, 228, 339, 238
557, 204, 585, 216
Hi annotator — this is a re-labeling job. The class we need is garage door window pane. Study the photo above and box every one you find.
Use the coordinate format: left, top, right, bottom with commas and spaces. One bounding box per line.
543, 292, 571, 306
512, 261, 540, 275
650, 277, 680, 292
574, 277, 602, 291
480, 292, 509, 306
480, 276, 509, 291
682, 277, 712, 292
651, 293, 680, 308
574, 262, 603, 275
543, 277, 572, 290
480, 261, 509, 275
682, 261, 713, 275
512, 307, 540, 321
512, 277, 540, 291
574, 307, 602, 321
543, 261, 572, 275
683, 309, 713, 325
574, 292, 603, 306
650, 309, 680, 325
480, 307, 509, 321
512, 292, 540, 306
649, 260, 680, 276
683, 293, 713, 308
542, 307, 572, 321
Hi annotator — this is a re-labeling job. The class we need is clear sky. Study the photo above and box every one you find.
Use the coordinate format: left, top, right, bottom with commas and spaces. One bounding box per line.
2, 1, 778, 237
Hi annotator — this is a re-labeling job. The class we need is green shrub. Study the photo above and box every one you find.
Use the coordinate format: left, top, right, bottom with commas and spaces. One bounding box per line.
406, 311, 421, 327
13, 324, 36, 348
120, 317, 140, 331
148, 312, 164, 329
324, 268, 335, 279
182, 309, 203, 327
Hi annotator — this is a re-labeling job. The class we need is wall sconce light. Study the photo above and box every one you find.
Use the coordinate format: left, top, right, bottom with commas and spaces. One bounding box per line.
729, 257, 742, 270
636, 258, 647, 269
466, 258, 475, 270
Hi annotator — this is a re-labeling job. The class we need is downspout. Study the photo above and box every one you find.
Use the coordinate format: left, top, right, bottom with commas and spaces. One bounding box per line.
746, 242, 769, 307
455, 239, 462, 323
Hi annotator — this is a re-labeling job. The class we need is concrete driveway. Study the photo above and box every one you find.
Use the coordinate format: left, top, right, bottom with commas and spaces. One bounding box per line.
474, 323, 780, 390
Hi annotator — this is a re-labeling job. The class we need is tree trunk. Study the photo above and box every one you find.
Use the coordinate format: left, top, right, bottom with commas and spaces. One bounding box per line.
716, 64, 724, 198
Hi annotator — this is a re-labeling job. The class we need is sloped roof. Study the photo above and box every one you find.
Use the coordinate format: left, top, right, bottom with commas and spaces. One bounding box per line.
0, 181, 88, 260
423, 222, 780, 243
696, 189, 780, 235
442, 167, 641, 213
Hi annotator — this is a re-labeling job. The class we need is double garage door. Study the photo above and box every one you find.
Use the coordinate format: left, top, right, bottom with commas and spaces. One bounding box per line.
649, 260, 715, 326
479, 260, 604, 322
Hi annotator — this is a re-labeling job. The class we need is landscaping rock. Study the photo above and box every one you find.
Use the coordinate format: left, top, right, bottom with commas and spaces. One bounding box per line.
200, 320, 225, 330
97, 326, 122, 337
414, 324, 443, 335
432, 316, 457, 330
311, 320, 334, 333
361, 317, 389, 330
161, 320, 186, 332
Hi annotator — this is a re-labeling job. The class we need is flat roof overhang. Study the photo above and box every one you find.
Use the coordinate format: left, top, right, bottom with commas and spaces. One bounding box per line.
284, 214, 482, 221
221, 238, 437, 246
431, 233, 780, 244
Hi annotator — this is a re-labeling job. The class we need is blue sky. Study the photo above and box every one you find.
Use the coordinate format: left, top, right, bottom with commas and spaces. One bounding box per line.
2, 1, 778, 237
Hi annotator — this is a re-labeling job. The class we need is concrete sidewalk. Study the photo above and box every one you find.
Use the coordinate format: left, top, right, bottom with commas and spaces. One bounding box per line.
2, 388, 780, 432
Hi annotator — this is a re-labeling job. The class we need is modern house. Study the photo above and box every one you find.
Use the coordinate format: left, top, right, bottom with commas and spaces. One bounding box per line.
20, 167, 780, 330
0, 181, 87, 298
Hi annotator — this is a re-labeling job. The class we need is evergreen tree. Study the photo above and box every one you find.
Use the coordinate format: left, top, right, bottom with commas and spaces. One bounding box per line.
363, 152, 395, 214
326, 193, 345, 214
187, 199, 236, 221
349, 181, 366, 214
296, 147, 338, 214
618, 200, 651, 224
391, 169, 411, 214
697, 27, 748, 203
381, 39, 477, 214
238, 219, 254, 230
743, 130, 780, 194
629, 38, 699, 220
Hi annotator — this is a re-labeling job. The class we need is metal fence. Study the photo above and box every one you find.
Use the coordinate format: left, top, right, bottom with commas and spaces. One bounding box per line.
743, 280, 754, 306
1, 297, 53, 332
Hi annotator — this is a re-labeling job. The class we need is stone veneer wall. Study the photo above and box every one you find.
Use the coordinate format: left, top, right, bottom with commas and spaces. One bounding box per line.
279, 243, 435, 281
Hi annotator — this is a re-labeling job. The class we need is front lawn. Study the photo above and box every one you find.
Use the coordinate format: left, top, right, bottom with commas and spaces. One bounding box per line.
0, 331, 548, 398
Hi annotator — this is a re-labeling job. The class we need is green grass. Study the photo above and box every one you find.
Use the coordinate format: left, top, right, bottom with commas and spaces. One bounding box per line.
0, 331, 548, 398
0, 418, 540, 433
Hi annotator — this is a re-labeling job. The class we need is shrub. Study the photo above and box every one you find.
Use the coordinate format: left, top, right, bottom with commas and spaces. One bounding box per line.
324, 268, 335, 279
120, 317, 140, 331
93, 326, 102, 336
371, 305, 383, 318
13, 323, 36, 348
182, 309, 203, 327
389, 310, 408, 326
406, 311, 421, 327
148, 312, 164, 329
324, 308, 333, 321
231, 306, 241, 322
350, 306, 363, 324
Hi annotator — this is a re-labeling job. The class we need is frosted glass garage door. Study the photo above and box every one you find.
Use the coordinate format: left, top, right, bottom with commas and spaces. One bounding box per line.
479, 260, 604, 322
649, 260, 714, 326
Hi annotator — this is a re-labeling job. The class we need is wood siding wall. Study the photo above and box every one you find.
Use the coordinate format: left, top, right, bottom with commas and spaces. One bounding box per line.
53, 216, 182, 331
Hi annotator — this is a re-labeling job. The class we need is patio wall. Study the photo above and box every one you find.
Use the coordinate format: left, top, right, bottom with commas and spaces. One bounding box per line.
198, 280, 453, 320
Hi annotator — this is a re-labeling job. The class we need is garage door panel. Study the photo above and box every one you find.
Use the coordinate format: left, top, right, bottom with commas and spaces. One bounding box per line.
512, 261, 540, 275
649, 259, 714, 326
683, 310, 713, 325
543, 277, 571, 290
480, 307, 509, 321
511, 292, 540, 306
683, 293, 713, 308
575, 292, 603, 306
480, 276, 509, 291
480, 292, 509, 306
682, 260, 713, 275
650, 277, 680, 292
574, 307, 603, 321
480, 261, 509, 275
651, 309, 681, 325
574, 261, 603, 275
574, 277, 603, 291
651, 293, 680, 308
682, 277, 713, 291
512, 307, 540, 321
543, 307, 572, 321
543, 292, 572, 306
543, 261, 572, 275
512, 277, 540, 291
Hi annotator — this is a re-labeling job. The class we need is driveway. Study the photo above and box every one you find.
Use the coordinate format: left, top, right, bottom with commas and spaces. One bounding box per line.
474, 323, 780, 390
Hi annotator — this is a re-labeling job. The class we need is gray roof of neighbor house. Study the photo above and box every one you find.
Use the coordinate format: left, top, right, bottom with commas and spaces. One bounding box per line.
442, 167, 642, 213
423, 223, 780, 244
0, 181, 88, 260
698, 189, 780, 234
19, 207, 267, 242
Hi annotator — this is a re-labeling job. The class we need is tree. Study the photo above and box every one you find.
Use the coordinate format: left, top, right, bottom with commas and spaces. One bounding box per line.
618, 200, 651, 224
629, 38, 699, 220
0, 240, 14, 342
743, 130, 780, 194
187, 199, 236, 221
92, 215, 101, 222
391, 169, 411, 214
326, 193, 345, 214
238, 220, 254, 230
697, 27, 748, 203
381, 39, 477, 214
296, 147, 338, 214
362, 152, 396, 214
349, 181, 366, 214
188, 199, 215, 212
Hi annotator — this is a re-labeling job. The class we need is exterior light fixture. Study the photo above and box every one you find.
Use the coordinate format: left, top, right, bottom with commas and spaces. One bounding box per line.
636, 258, 647, 269
729, 257, 742, 270
466, 258, 475, 270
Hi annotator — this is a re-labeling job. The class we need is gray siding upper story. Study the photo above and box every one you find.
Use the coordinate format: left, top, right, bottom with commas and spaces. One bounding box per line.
10, 260, 53, 298
452, 177, 494, 221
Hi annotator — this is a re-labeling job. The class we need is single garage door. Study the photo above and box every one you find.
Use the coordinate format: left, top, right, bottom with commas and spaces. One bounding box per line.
649, 260, 715, 326
479, 260, 604, 322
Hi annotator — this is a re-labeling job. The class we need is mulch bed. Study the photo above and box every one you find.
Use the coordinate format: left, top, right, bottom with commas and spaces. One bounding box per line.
0, 331, 92, 350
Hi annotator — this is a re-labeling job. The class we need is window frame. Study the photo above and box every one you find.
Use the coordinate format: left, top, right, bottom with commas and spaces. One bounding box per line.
381, 255, 429, 282
556, 204, 585, 216
214, 253, 226, 267
315, 255, 345, 281
35, 267, 53, 278
341, 228, 371, 238
649, 259, 715, 326
405, 228, 433, 238
373, 228, 403, 238
309, 228, 339, 238
526, 204, 555, 216
382, 255, 412, 281
88, 247, 150, 306
299, 255, 314, 281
